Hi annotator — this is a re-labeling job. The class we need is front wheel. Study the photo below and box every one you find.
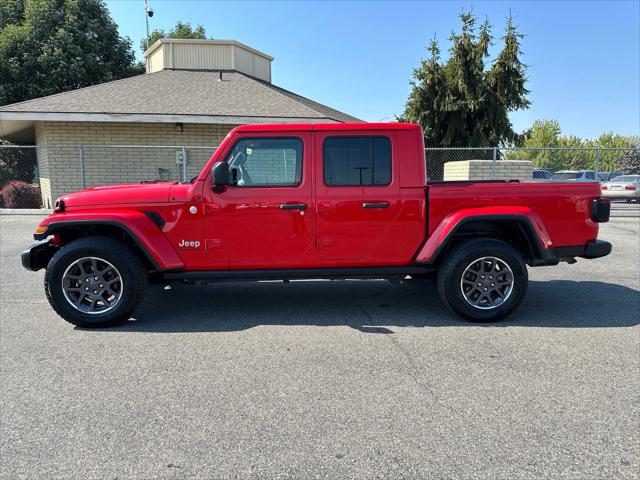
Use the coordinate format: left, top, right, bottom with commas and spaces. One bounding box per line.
45, 236, 146, 328
437, 238, 528, 322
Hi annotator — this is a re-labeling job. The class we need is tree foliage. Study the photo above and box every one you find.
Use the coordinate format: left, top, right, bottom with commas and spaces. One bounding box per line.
142, 21, 209, 52
400, 11, 530, 150
0, 0, 144, 107
507, 119, 640, 173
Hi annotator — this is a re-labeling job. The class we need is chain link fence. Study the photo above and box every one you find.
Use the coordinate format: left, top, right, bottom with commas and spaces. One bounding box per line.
426, 146, 639, 211
1, 144, 638, 211
0, 144, 217, 209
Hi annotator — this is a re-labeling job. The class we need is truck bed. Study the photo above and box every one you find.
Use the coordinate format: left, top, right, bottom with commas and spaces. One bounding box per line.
427, 181, 602, 248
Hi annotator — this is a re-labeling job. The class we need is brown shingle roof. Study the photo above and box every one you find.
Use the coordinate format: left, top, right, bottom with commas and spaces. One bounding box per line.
0, 70, 361, 123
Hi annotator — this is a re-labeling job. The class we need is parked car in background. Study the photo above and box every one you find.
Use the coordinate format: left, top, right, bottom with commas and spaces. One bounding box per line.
551, 170, 597, 181
596, 172, 621, 182
601, 175, 640, 202
533, 168, 553, 179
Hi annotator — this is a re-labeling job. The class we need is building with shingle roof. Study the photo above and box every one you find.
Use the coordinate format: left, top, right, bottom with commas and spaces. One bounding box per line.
0, 39, 360, 207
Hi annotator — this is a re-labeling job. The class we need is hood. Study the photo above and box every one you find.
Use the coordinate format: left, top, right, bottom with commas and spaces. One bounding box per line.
59, 182, 175, 207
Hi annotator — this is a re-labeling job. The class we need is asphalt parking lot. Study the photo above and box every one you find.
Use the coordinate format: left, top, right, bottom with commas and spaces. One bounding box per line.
1, 214, 638, 480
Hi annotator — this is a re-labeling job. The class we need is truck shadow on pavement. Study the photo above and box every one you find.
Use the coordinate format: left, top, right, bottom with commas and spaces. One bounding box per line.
91, 279, 640, 333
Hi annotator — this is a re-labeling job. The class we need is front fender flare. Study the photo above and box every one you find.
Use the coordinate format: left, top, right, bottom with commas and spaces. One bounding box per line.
35, 211, 184, 271
416, 206, 553, 264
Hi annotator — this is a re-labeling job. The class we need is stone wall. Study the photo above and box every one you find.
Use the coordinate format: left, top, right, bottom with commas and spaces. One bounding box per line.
443, 160, 534, 181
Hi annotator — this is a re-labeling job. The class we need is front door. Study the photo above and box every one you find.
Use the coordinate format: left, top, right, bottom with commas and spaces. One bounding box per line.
314, 131, 401, 261
203, 134, 314, 268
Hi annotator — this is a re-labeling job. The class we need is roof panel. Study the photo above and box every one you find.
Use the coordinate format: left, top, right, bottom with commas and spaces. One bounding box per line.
0, 70, 361, 123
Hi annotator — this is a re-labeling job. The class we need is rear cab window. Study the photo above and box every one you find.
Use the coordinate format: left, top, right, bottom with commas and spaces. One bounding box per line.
322, 136, 392, 186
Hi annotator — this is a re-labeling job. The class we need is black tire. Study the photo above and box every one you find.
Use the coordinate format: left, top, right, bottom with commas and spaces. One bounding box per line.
44, 236, 146, 328
436, 238, 528, 322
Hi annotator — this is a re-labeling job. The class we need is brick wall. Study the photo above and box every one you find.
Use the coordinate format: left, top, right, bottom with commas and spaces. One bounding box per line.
443, 160, 534, 181
35, 121, 232, 206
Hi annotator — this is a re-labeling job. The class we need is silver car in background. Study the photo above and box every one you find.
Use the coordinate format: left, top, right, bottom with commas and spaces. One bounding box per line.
551, 170, 598, 181
601, 175, 640, 202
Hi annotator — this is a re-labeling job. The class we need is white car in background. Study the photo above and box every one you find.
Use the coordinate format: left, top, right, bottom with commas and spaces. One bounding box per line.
601, 175, 640, 202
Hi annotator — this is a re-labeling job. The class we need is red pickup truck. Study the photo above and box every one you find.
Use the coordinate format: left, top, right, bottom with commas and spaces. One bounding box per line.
22, 123, 611, 328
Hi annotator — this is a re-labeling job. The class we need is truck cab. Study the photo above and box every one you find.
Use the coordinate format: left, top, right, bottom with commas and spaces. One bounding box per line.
22, 123, 612, 328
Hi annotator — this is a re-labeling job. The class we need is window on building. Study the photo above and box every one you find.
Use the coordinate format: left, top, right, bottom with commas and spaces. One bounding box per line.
226, 138, 303, 187
323, 136, 392, 186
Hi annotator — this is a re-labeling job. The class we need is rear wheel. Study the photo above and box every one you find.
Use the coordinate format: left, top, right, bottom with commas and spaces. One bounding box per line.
437, 238, 528, 322
45, 236, 146, 328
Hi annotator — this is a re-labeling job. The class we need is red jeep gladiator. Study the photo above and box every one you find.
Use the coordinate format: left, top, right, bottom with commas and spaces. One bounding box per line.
22, 123, 612, 328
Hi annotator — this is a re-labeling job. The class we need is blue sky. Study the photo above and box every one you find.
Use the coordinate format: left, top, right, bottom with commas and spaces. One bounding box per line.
105, 0, 640, 139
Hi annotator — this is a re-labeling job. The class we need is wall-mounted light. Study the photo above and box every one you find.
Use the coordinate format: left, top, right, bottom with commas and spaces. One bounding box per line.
175, 123, 184, 133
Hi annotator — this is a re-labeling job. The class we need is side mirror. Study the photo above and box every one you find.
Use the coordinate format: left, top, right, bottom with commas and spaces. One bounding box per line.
211, 162, 229, 192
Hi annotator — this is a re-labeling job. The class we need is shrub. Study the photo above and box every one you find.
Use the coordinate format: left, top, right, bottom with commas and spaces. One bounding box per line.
1, 181, 41, 208
0, 191, 4, 208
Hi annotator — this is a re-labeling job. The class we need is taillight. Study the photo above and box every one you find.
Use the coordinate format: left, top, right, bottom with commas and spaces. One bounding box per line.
592, 198, 610, 223
625, 185, 636, 191
601, 185, 608, 190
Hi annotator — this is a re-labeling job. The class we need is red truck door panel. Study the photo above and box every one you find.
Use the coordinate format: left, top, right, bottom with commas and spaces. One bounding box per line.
314, 132, 401, 261
202, 134, 314, 266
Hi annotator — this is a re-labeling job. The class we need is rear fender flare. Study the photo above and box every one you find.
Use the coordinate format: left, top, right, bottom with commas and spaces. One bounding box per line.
416, 206, 553, 264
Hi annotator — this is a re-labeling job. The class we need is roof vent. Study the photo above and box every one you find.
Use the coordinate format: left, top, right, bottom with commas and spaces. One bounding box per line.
144, 38, 273, 83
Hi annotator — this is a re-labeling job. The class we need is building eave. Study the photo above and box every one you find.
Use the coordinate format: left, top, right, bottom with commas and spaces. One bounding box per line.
143, 38, 274, 61
0, 111, 342, 129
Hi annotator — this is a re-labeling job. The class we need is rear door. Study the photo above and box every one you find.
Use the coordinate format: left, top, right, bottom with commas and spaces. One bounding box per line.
314, 131, 400, 261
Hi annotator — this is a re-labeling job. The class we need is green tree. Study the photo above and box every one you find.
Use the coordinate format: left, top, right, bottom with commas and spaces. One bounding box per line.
400, 11, 530, 149
0, 0, 143, 107
141, 21, 209, 52
508, 119, 639, 173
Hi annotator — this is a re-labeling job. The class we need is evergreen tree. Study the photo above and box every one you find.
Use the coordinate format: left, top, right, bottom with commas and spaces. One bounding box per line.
400, 11, 530, 151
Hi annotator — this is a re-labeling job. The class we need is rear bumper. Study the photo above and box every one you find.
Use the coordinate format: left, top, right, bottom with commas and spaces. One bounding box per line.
601, 190, 640, 199
582, 239, 613, 259
21, 240, 58, 272
531, 239, 612, 266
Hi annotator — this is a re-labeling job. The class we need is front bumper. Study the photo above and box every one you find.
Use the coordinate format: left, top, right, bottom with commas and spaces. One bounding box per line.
21, 239, 58, 271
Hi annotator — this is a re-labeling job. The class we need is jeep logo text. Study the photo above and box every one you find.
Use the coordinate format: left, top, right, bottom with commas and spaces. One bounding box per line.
178, 239, 201, 249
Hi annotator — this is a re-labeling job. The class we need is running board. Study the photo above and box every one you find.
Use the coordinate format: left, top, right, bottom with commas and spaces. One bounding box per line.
162, 266, 433, 282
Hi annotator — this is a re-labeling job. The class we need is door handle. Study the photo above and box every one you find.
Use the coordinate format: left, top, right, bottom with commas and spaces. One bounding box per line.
362, 202, 389, 209
280, 203, 307, 210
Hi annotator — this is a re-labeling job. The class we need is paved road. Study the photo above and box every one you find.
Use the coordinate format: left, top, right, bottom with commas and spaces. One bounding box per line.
1, 215, 638, 480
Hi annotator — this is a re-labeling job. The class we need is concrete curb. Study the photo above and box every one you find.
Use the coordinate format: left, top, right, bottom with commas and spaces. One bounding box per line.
0, 208, 51, 215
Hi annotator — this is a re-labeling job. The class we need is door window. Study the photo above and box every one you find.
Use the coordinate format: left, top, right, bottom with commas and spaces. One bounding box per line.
323, 136, 392, 186
226, 138, 303, 187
